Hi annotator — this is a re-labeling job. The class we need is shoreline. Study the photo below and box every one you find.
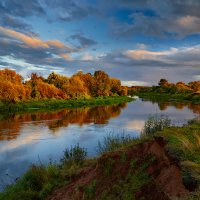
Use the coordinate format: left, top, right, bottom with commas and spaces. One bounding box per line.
135, 92, 200, 104
0, 96, 134, 114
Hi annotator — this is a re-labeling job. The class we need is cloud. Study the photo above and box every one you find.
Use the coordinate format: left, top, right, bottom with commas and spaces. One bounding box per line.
0, 26, 80, 77
59, 53, 73, 60
0, 15, 33, 34
43, 0, 96, 21
120, 45, 200, 66
0, 26, 49, 48
136, 43, 147, 50
0, 0, 45, 17
0, 26, 76, 51
107, 1, 200, 38
69, 33, 97, 49
79, 53, 94, 61
0, 26, 77, 56
124, 49, 167, 60
121, 80, 150, 86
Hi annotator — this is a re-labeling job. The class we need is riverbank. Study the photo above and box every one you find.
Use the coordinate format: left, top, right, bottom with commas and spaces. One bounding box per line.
135, 91, 200, 104
0, 96, 133, 114
0, 118, 199, 200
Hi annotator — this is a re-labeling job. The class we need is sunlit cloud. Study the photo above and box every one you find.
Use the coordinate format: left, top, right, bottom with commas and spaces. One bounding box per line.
0, 26, 74, 51
124, 49, 167, 60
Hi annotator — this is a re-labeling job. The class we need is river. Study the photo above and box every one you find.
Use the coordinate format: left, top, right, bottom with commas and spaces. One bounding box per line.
0, 98, 199, 190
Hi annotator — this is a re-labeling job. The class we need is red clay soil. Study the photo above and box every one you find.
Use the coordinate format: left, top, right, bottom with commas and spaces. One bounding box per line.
47, 137, 188, 200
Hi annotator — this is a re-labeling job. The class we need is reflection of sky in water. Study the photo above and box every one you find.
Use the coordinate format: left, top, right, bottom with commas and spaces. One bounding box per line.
0, 99, 199, 190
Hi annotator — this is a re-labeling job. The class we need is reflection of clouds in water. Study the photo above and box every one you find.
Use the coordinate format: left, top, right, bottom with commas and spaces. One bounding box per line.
0, 130, 40, 152
125, 120, 145, 131
77, 126, 97, 142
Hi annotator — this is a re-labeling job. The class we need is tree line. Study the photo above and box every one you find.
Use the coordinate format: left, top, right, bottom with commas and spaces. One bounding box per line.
0, 68, 128, 103
128, 78, 200, 95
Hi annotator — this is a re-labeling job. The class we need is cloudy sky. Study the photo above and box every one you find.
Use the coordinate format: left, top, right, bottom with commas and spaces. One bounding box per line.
0, 0, 200, 85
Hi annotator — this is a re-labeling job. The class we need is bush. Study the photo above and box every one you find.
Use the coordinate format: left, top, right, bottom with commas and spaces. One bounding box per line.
60, 144, 87, 165
142, 115, 171, 136
97, 133, 132, 155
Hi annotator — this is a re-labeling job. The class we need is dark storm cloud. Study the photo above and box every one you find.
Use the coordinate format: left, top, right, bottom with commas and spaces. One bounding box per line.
69, 33, 97, 48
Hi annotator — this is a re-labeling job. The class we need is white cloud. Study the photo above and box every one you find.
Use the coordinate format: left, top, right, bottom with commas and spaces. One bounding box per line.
121, 80, 150, 86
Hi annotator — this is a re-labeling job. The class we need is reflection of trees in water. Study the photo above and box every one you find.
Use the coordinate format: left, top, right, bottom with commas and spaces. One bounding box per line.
158, 102, 186, 111
158, 101, 200, 114
0, 103, 127, 141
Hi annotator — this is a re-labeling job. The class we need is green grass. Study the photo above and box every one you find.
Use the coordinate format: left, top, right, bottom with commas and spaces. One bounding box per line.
0, 145, 88, 200
0, 96, 133, 114
143, 118, 200, 199
135, 91, 200, 104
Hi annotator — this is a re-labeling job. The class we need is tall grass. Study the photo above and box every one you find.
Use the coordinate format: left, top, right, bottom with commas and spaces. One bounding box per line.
141, 115, 171, 136
97, 132, 136, 155
60, 144, 87, 165
0, 145, 87, 200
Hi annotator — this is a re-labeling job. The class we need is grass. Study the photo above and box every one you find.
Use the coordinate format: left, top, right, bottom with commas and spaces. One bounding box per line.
0, 145, 88, 200
0, 96, 133, 114
135, 91, 200, 104
141, 115, 171, 136
98, 156, 152, 200
142, 118, 200, 200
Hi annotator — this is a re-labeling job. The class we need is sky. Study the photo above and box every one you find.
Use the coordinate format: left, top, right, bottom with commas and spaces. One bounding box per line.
0, 0, 200, 85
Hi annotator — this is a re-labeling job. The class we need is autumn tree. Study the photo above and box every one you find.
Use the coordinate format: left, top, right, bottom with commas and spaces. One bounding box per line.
46, 72, 69, 89
0, 69, 31, 103
110, 78, 121, 96
93, 70, 111, 96
158, 79, 169, 87
0, 68, 23, 83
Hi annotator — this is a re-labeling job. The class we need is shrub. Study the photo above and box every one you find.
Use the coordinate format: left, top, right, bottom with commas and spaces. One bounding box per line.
97, 133, 132, 155
141, 115, 171, 136
60, 144, 87, 165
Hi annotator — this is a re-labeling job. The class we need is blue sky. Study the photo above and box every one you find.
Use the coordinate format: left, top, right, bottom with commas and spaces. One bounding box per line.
0, 0, 200, 85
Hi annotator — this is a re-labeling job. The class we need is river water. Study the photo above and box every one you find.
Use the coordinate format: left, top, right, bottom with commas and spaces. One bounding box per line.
0, 98, 199, 189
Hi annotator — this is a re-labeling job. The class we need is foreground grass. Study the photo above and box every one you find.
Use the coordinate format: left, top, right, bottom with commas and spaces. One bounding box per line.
0, 117, 199, 200
0, 96, 133, 114
143, 117, 200, 199
0, 145, 91, 200
135, 91, 200, 104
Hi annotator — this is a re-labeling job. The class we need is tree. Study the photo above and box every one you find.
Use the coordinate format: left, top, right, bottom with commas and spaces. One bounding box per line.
93, 70, 111, 96
0, 68, 22, 83
158, 79, 169, 87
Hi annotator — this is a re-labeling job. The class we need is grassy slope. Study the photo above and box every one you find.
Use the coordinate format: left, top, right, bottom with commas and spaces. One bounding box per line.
1, 120, 199, 200
154, 120, 200, 199
0, 96, 133, 113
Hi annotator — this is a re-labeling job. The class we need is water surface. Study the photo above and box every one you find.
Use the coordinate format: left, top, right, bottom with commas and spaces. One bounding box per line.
0, 99, 199, 189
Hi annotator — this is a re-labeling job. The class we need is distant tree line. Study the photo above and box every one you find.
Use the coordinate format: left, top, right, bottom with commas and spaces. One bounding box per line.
0, 68, 128, 103
128, 78, 200, 96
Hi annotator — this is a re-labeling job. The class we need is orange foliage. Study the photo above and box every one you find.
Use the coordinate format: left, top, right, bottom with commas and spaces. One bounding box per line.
0, 68, 127, 103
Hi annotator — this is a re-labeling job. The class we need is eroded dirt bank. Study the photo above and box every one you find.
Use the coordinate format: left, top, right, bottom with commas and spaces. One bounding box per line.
47, 137, 188, 200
